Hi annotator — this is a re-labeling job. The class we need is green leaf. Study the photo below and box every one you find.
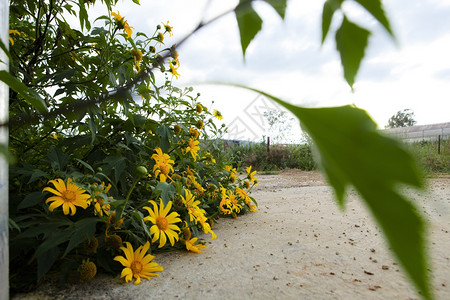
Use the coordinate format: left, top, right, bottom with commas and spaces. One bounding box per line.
0, 70, 47, 113
335, 17, 370, 88
18, 191, 45, 210
88, 114, 97, 144
264, 0, 287, 19
131, 211, 151, 240
34, 230, 70, 258
37, 247, 60, 281
156, 125, 172, 153
47, 147, 69, 171
63, 218, 99, 257
321, 0, 343, 44
0, 143, 16, 164
27, 168, 47, 184
235, 1, 263, 57
103, 156, 126, 184
225, 85, 431, 300
74, 158, 95, 174
155, 182, 176, 206
354, 0, 394, 37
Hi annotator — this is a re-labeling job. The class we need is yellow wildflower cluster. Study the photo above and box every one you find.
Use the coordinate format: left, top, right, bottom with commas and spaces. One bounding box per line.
152, 147, 175, 182
181, 189, 216, 240
43, 178, 115, 217
219, 187, 242, 215
88, 182, 112, 216
111, 11, 133, 38
225, 165, 238, 182
185, 137, 200, 161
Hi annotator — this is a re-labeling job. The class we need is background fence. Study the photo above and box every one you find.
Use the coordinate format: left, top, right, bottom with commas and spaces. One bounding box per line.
382, 122, 450, 143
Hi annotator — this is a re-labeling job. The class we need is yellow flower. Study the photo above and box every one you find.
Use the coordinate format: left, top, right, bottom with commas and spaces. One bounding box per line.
196, 103, 203, 113
181, 227, 207, 253
219, 188, 241, 215
174, 124, 182, 135
9, 29, 20, 45
202, 152, 216, 164
213, 109, 223, 120
243, 180, 250, 189
185, 137, 200, 161
111, 11, 133, 38
196, 120, 204, 130
157, 32, 164, 43
225, 165, 237, 183
189, 127, 200, 139
124, 22, 134, 39
114, 241, 163, 285
236, 187, 257, 212
152, 147, 175, 182
169, 61, 180, 79
111, 11, 125, 25
246, 166, 257, 185
88, 182, 112, 216
143, 199, 181, 248
162, 21, 173, 36
43, 178, 90, 216
78, 260, 97, 282
185, 236, 207, 253
132, 49, 143, 72
181, 189, 201, 222
236, 187, 250, 204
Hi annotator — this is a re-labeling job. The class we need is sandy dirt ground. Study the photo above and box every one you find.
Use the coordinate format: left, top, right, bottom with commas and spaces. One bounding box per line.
14, 170, 450, 300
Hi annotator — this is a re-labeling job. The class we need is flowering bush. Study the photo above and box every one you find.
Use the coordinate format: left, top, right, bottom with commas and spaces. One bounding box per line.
8, 0, 257, 291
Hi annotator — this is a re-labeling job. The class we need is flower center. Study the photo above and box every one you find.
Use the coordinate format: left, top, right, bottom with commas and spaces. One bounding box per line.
130, 260, 143, 274
156, 216, 169, 231
62, 190, 76, 202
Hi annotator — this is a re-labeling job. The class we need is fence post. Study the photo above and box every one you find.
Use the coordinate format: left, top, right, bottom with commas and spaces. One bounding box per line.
438, 135, 441, 155
0, 0, 9, 299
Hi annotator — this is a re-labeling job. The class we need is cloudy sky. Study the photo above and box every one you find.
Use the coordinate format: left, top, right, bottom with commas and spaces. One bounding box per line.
103, 0, 450, 142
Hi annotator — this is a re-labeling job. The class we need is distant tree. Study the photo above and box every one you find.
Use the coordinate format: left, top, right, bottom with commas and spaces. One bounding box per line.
385, 109, 417, 128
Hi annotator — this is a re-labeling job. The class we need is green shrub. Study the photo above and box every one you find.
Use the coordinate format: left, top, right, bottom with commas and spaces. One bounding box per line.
411, 140, 450, 174
224, 141, 316, 171
7, 0, 258, 292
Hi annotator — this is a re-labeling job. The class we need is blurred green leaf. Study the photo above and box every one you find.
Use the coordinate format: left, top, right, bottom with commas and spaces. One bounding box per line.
354, 0, 394, 37
0, 70, 47, 113
229, 85, 431, 300
264, 0, 287, 19
335, 17, 370, 88
235, 1, 263, 57
321, 0, 343, 44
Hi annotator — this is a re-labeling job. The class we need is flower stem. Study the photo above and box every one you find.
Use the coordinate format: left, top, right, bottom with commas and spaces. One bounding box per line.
118, 177, 139, 218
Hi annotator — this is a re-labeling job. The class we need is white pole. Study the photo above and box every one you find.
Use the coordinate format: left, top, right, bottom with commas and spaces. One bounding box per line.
0, 0, 9, 299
